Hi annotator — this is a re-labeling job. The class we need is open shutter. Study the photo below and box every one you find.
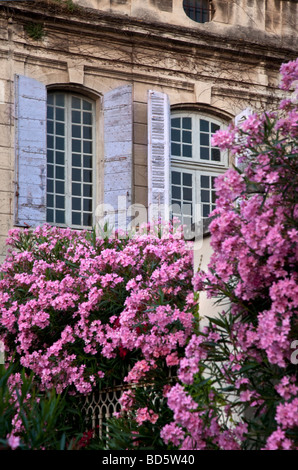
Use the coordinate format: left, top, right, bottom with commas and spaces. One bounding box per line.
147, 90, 170, 223
14, 75, 47, 227
234, 107, 252, 172
103, 85, 133, 231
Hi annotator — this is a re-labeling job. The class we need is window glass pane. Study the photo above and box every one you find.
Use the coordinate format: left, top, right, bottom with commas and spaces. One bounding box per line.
47, 95, 54, 105
182, 130, 191, 144
183, 173, 192, 187
56, 195, 65, 209
83, 126, 92, 140
182, 117, 192, 129
72, 97, 81, 109
56, 181, 65, 195
211, 148, 220, 162
171, 117, 180, 128
83, 141, 92, 154
47, 194, 54, 208
182, 145, 192, 158
72, 212, 81, 226
200, 133, 209, 146
83, 100, 92, 111
72, 168, 81, 182
55, 108, 64, 121
203, 204, 210, 218
55, 166, 65, 180
47, 106, 53, 120
56, 137, 65, 150
172, 186, 181, 199
83, 199, 92, 212
201, 190, 210, 202
171, 171, 181, 185
47, 164, 53, 179
47, 150, 54, 163
83, 185, 92, 197
83, 155, 92, 168
183, 187, 192, 201
72, 140, 81, 152
47, 209, 53, 222
72, 110, 81, 123
171, 129, 180, 142
83, 170, 92, 183
47, 179, 53, 193
200, 147, 209, 160
55, 94, 65, 107
47, 120, 53, 134
55, 122, 65, 136
83, 112, 92, 125
72, 125, 81, 138
72, 183, 81, 196
201, 175, 209, 188
47, 135, 54, 149
83, 213, 92, 227
72, 154, 81, 167
72, 198, 81, 210
171, 143, 181, 156
200, 119, 209, 132
56, 152, 64, 165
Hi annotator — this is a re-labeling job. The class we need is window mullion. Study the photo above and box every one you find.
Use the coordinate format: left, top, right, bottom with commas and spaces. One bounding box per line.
194, 170, 200, 222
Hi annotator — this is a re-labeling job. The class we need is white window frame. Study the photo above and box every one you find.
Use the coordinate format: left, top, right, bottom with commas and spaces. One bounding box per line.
170, 111, 228, 223
46, 91, 96, 229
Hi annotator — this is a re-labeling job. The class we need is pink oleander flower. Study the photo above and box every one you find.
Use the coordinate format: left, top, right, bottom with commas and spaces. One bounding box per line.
160, 423, 185, 446
7, 434, 21, 450
135, 407, 159, 426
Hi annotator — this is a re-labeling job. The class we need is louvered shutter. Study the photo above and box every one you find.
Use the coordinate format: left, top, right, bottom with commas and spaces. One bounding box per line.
14, 75, 47, 227
103, 85, 133, 231
147, 90, 170, 223
234, 107, 252, 171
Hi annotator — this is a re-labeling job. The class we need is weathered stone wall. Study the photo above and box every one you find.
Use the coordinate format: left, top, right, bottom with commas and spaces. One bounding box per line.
76, 0, 297, 38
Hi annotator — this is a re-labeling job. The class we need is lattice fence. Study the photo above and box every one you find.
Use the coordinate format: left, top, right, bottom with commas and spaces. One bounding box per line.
82, 382, 126, 439
82, 370, 177, 440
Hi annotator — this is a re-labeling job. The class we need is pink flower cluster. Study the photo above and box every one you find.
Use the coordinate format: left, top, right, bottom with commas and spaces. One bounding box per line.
161, 383, 247, 450
135, 407, 159, 426
0, 222, 195, 408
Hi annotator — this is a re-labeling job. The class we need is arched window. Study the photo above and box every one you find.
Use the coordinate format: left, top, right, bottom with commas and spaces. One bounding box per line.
183, 0, 212, 24
46, 92, 95, 228
170, 111, 228, 229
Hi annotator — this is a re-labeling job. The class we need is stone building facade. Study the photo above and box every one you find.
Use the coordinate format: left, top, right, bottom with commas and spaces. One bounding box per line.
0, 0, 297, 266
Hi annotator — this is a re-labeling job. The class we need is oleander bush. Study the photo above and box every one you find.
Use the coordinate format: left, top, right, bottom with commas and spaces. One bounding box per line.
0, 221, 196, 447
158, 58, 298, 450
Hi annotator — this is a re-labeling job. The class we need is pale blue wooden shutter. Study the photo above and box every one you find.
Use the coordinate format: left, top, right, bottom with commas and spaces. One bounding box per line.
14, 75, 47, 227
103, 85, 133, 231
147, 90, 170, 223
